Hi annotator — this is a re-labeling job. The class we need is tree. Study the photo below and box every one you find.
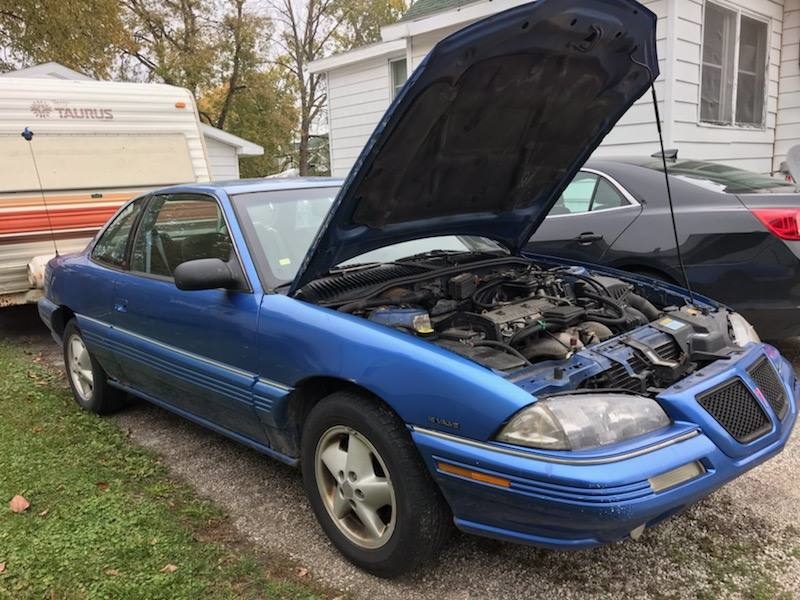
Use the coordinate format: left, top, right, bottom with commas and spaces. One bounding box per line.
121, 0, 267, 129
269, 0, 407, 175
0, 0, 130, 77
330, 0, 407, 50
198, 69, 299, 178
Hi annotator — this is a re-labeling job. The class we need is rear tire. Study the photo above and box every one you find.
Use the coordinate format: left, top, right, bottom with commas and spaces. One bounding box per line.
63, 320, 125, 414
301, 390, 452, 577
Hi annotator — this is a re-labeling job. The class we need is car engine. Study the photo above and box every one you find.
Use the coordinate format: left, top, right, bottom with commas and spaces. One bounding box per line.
297, 253, 739, 392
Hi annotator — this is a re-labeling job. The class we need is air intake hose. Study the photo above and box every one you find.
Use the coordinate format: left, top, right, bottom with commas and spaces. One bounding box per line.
626, 293, 661, 321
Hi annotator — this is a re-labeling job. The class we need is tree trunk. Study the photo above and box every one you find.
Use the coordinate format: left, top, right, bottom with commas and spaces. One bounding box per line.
298, 120, 311, 175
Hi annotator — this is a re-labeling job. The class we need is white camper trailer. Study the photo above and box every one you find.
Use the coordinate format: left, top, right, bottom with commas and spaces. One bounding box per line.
0, 78, 211, 306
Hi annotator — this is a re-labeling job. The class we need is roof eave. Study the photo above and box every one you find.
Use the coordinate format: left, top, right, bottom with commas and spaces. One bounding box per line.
381, 0, 526, 40
307, 39, 407, 74
200, 124, 264, 156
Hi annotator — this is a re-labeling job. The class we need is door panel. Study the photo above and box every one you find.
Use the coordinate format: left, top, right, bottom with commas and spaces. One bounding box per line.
109, 278, 264, 441
76, 198, 147, 380
108, 193, 266, 443
528, 171, 642, 263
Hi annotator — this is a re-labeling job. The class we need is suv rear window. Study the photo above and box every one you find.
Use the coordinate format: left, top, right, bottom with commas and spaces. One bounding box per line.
639, 160, 795, 194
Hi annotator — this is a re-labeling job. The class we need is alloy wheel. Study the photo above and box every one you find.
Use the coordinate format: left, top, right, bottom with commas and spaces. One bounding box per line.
67, 334, 94, 403
314, 425, 397, 549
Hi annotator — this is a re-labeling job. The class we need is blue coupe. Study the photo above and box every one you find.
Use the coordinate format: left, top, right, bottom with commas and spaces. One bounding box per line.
39, 0, 797, 577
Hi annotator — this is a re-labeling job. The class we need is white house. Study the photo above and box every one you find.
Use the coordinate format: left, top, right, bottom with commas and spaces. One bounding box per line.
1, 62, 264, 180
309, 0, 800, 177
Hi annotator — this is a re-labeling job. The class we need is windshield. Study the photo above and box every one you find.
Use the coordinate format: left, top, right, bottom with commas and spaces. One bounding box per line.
638, 159, 796, 194
232, 187, 503, 287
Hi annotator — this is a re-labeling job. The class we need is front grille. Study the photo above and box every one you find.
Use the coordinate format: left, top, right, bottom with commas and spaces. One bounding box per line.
748, 358, 788, 419
697, 378, 771, 443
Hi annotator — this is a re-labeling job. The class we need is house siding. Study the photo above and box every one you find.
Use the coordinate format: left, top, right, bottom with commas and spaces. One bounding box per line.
409, 26, 468, 69
592, 0, 669, 158
204, 136, 240, 181
323, 0, 791, 177
774, 0, 800, 170
327, 56, 396, 176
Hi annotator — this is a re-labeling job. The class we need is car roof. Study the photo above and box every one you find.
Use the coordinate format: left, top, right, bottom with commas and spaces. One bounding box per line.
156, 177, 345, 197
584, 157, 655, 170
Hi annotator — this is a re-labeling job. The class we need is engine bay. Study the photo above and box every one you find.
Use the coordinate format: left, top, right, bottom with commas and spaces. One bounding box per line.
297, 252, 741, 395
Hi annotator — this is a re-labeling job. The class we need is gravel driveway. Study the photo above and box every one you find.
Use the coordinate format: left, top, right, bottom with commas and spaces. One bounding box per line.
4, 305, 799, 599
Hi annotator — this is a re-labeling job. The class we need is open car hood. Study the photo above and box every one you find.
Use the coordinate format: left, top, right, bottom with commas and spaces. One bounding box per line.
292, 0, 658, 293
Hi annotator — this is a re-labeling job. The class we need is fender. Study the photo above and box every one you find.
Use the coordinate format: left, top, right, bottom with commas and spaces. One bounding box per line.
257, 294, 535, 442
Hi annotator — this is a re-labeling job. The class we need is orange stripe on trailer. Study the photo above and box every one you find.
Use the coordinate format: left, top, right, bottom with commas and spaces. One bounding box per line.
0, 192, 135, 210
0, 205, 121, 235
0, 229, 99, 246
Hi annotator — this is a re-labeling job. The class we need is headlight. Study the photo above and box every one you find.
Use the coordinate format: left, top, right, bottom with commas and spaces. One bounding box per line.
728, 312, 760, 347
496, 394, 671, 451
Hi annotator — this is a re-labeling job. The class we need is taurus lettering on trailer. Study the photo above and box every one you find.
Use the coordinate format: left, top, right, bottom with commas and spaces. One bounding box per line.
29, 101, 114, 120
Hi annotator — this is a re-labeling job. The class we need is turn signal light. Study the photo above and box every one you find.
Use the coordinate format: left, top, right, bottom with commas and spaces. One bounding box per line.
752, 208, 800, 240
436, 462, 511, 488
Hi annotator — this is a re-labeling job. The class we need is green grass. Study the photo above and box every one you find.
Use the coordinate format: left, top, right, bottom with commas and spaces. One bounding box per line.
0, 341, 322, 600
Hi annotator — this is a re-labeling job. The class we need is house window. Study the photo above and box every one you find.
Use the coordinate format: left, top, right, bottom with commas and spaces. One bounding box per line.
701, 2, 769, 127
390, 58, 408, 98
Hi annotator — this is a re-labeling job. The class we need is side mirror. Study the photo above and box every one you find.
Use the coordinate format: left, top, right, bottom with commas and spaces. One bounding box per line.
174, 258, 238, 291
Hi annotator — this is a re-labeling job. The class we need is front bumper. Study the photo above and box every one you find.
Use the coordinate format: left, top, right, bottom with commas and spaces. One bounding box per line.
412, 345, 798, 549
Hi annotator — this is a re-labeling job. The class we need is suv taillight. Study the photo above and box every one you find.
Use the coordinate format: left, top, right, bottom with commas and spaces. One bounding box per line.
751, 208, 800, 241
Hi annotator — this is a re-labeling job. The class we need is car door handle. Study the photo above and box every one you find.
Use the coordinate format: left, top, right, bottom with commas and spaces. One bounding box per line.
576, 232, 603, 245
114, 299, 128, 313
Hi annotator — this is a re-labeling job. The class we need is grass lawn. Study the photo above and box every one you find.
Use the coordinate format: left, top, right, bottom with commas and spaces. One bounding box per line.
0, 340, 324, 600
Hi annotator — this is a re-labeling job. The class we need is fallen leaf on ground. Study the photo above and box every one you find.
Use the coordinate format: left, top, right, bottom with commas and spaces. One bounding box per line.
96, 482, 110, 492
105, 568, 120, 577
9, 495, 30, 513
296, 567, 309, 577
0, 562, 6, 573
38, 509, 49, 517
160, 564, 178, 573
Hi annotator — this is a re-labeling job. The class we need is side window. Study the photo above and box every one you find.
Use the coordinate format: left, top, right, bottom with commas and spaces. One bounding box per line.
390, 58, 408, 98
91, 199, 144, 268
130, 194, 233, 278
591, 178, 627, 211
549, 173, 629, 217
551, 173, 599, 215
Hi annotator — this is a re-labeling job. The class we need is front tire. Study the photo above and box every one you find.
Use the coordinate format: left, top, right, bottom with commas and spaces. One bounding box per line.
63, 320, 125, 414
301, 391, 452, 577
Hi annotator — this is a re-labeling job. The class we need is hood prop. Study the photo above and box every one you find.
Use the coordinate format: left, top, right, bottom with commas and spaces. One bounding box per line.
647, 86, 696, 306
